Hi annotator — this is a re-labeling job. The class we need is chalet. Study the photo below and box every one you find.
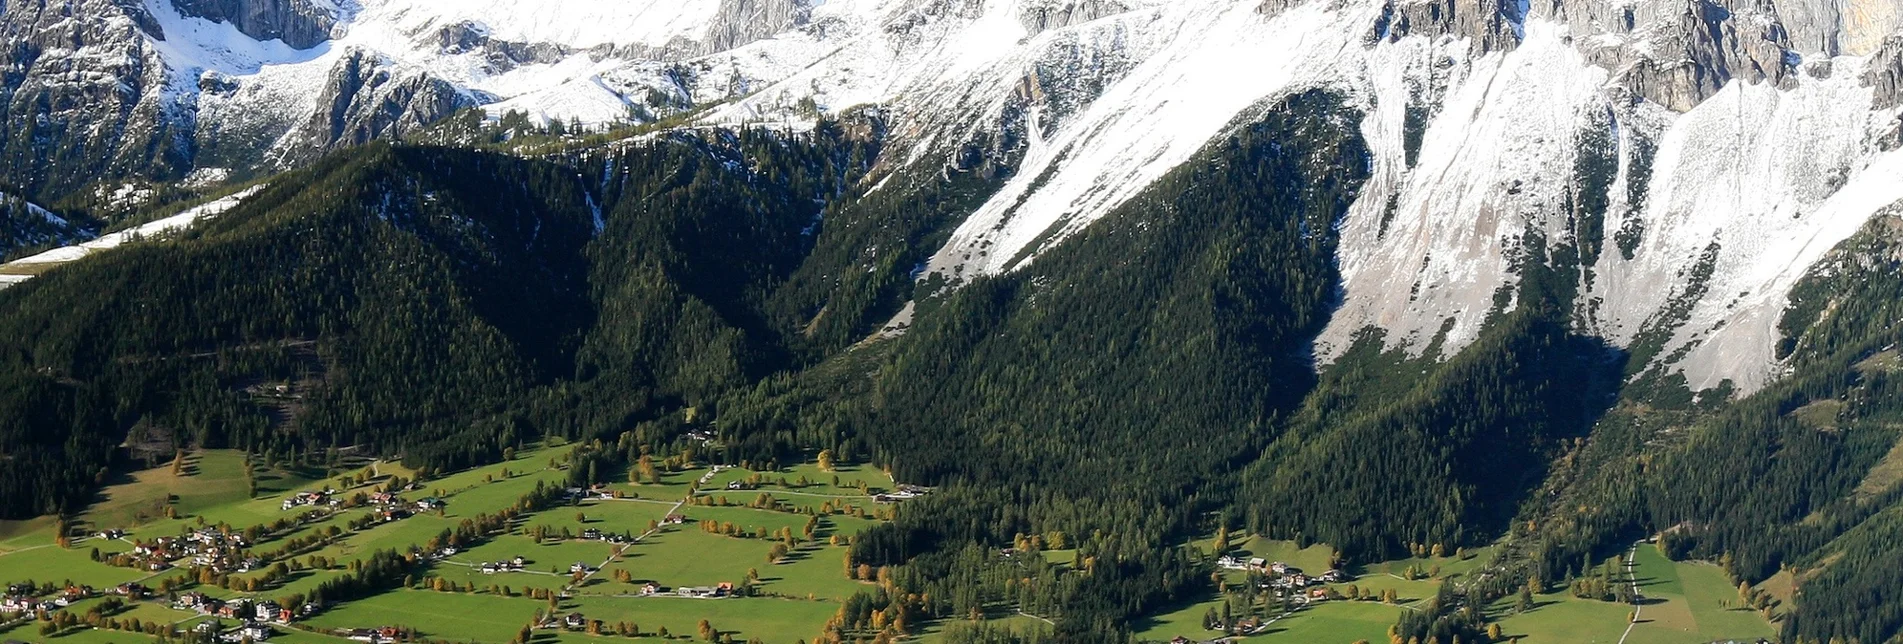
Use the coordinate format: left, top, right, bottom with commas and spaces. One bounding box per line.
1287, 573, 1309, 587
569, 562, 594, 574
254, 600, 281, 621
640, 583, 661, 595
227, 623, 273, 642
677, 586, 720, 598
1308, 587, 1331, 599
415, 497, 446, 512
1250, 558, 1269, 570
1320, 569, 1349, 583
511, 555, 527, 567
111, 583, 149, 598
173, 592, 214, 611
1216, 555, 1246, 570
581, 528, 603, 540
663, 514, 687, 525
563, 613, 587, 629
95, 529, 124, 540
480, 563, 498, 574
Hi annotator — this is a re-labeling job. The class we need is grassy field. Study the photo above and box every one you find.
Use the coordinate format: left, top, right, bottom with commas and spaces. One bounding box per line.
80, 451, 256, 531
303, 590, 545, 640
757, 543, 874, 601
593, 528, 774, 590
563, 595, 838, 643
0, 449, 886, 643
1491, 544, 1775, 644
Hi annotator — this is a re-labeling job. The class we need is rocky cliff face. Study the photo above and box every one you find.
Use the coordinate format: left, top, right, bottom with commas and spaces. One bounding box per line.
1019, 0, 1129, 33
0, 0, 184, 197
172, 0, 335, 49
1376, 0, 1527, 54
277, 49, 478, 166
1868, 33, 1903, 109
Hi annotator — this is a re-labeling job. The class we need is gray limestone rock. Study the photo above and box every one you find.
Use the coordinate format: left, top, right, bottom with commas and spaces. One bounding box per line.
280, 49, 478, 166
1864, 33, 1903, 109
1375, 0, 1527, 54
1019, 0, 1129, 33
172, 0, 336, 49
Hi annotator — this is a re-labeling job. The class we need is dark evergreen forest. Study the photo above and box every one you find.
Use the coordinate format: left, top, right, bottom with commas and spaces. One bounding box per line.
0, 91, 1900, 643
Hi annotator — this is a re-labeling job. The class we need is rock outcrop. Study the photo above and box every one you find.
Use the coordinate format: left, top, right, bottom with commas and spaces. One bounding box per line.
172, 0, 336, 49
0, 0, 185, 197
701, 0, 814, 53
1375, 0, 1527, 54
1019, 0, 1129, 33
1865, 33, 1903, 109
281, 49, 478, 165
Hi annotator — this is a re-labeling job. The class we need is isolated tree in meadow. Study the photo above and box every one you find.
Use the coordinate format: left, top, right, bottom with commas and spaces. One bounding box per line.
817, 449, 835, 472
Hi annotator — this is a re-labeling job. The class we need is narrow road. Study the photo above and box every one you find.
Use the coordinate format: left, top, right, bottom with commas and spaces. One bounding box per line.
562, 468, 719, 593
1616, 545, 1642, 644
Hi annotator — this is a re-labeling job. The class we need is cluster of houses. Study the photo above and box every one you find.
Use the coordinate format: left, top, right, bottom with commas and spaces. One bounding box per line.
538, 612, 595, 630
613, 581, 735, 599
125, 527, 255, 573
1215, 556, 1351, 597
340, 626, 406, 643
193, 619, 276, 643
564, 487, 618, 502
0, 583, 145, 614
674, 582, 736, 599
280, 488, 345, 512
284, 489, 435, 524
477, 556, 529, 575
872, 484, 933, 504
173, 593, 317, 624
579, 528, 634, 544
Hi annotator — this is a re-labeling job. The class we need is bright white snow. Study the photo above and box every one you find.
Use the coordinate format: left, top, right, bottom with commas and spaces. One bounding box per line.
4, 186, 263, 271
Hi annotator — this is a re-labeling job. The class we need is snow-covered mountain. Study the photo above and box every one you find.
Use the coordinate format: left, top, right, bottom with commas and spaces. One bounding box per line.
3, 0, 1902, 394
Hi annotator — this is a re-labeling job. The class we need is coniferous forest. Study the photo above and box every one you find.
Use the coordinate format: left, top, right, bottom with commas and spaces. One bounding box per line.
0, 89, 1900, 644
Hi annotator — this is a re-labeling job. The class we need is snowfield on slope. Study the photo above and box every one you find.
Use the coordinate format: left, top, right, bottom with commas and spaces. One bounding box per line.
120, 0, 1903, 394
3, 187, 264, 275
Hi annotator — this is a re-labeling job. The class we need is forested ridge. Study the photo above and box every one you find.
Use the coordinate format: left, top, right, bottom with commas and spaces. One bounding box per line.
1, 91, 1902, 644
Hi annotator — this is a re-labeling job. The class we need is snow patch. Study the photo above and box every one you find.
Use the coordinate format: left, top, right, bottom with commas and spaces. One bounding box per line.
5, 186, 264, 271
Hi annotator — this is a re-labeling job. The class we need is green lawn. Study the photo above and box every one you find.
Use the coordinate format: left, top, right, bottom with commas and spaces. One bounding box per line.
563, 595, 837, 644
756, 544, 874, 601
530, 499, 679, 539
1491, 545, 1775, 644
304, 589, 546, 641
1256, 601, 1405, 642
442, 534, 616, 579
700, 462, 895, 497
592, 528, 773, 591
1234, 537, 1336, 575
0, 543, 148, 587
1493, 589, 1635, 644
1130, 593, 1229, 642
80, 451, 256, 532
1626, 545, 1776, 644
